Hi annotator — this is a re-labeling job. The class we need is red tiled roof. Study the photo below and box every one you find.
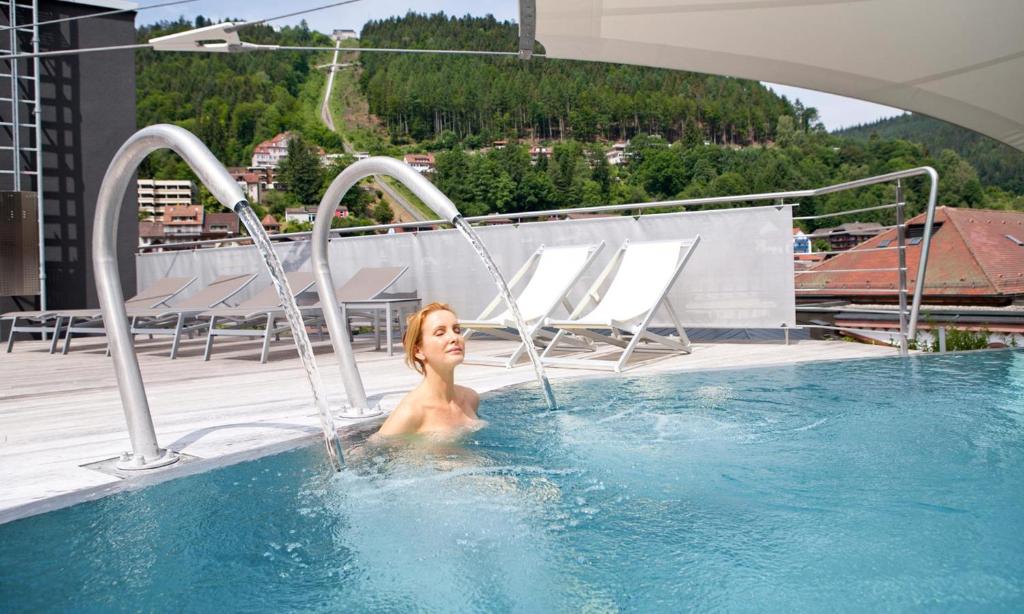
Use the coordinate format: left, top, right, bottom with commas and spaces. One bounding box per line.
261, 214, 280, 227
138, 220, 164, 238
253, 132, 292, 153
203, 212, 239, 234
796, 206, 1024, 299
162, 205, 203, 225
403, 153, 435, 164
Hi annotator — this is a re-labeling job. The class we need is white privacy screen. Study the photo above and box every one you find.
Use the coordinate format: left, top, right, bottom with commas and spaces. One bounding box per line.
137, 205, 796, 329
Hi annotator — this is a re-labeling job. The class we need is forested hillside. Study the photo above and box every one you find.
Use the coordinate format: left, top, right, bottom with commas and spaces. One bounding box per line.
132, 13, 1023, 227
838, 114, 1024, 194
359, 13, 796, 146
136, 18, 339, 177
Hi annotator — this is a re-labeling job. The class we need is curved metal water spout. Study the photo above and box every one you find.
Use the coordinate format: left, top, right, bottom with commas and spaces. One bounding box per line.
313, 156, 558, 414
312, 158, 459, 414
94, 125, 260, 470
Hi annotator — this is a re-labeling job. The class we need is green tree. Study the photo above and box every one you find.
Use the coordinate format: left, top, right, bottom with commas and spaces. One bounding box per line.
276, 134, 324, 205
371, 201, 395, 224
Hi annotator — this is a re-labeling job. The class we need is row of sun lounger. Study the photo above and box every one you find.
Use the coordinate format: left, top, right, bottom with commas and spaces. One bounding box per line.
3, 236, 701, 372
2, 267, 410, 363
463, 236, 701, 372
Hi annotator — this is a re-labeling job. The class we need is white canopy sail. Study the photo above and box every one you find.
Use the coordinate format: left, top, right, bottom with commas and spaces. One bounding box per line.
532, 0, 1024, 151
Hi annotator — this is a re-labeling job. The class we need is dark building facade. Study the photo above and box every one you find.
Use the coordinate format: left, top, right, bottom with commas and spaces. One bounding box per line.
1, 0, 138, 339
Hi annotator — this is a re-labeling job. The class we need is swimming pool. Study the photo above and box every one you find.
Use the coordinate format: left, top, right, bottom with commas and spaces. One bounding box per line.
2, 350, 1022, 612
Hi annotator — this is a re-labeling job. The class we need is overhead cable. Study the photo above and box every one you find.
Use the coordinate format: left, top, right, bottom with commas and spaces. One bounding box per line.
0, 0, 199, 33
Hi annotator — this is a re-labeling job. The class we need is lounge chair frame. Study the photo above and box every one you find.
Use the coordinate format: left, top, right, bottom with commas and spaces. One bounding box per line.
462, 242, 604, 368
541, 236, 701, 372
202, 272, 317, 364
128, 273, 257, 359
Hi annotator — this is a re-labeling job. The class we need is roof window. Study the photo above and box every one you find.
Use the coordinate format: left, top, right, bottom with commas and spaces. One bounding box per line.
905, 222, 942, 239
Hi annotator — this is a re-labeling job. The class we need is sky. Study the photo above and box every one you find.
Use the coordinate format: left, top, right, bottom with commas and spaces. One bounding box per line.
140, 0, 906, 132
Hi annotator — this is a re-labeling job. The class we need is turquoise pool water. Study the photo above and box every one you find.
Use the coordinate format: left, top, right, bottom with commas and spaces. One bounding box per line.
2, 350, 1023, 612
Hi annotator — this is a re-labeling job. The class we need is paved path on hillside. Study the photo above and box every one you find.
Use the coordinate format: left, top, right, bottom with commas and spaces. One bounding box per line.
376, 177, 430, 223
319, 40, 342, 133
318, 42, 428, 223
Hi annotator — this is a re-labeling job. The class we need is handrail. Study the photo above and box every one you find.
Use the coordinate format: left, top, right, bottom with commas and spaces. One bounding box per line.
139, 165, 940, 348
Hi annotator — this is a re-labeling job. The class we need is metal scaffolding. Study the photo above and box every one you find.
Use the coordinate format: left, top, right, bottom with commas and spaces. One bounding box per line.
1, 0, 45, 310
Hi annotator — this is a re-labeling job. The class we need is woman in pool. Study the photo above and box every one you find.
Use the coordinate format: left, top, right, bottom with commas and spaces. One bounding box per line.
376, 302, 481, 437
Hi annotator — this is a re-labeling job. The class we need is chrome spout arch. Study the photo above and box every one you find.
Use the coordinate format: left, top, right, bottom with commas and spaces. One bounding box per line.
94, 124, 247, 470
312, 157, 461, 413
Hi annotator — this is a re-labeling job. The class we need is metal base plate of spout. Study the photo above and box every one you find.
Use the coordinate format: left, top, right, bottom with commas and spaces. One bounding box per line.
115, 448, 180, 471
336, 404, 385, 419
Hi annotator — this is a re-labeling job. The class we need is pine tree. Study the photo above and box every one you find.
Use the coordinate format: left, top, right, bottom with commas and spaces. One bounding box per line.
277, 134, 324, 205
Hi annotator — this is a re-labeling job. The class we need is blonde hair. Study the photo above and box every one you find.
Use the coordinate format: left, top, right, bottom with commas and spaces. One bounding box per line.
403, 302, 458, 375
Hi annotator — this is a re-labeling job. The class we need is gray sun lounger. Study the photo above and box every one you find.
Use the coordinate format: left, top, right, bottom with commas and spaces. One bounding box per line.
3, 276, 195, 354
127, 273, 257, 359
202, 267, 411, 363
200, 271, 317, 363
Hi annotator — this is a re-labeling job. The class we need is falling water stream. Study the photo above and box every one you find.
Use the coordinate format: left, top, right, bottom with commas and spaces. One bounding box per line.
453, 217, 557, 409
236, 203, 345, 470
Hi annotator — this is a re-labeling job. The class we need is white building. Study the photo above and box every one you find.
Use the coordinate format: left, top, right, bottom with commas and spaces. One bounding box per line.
332, 29, 358, 41
606, 141, 628, 165
137, 179, 195, 220
284, 206, 319, 224
402, 153, 436, 174
251, 133, 292, 168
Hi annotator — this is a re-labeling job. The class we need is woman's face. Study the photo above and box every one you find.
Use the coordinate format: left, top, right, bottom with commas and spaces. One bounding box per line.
416, 309, 464, 370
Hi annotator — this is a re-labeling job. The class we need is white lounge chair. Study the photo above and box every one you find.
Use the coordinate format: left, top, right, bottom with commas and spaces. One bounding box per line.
541, 237, 701, 372
461, 242, 604, 368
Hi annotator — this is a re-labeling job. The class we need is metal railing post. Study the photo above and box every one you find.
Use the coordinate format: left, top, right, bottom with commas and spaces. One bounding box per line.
312, 156, 460, 415
907, 167, 939, 338
895, 179, 909, 356
94, 125, 247, 470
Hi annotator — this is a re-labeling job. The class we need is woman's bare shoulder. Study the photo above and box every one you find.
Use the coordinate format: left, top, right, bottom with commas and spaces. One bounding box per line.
376, 395, 426, 437
456, 385, 480, 411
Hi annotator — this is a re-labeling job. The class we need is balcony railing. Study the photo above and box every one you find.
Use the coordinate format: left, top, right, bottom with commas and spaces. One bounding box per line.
137, 167, 939, 355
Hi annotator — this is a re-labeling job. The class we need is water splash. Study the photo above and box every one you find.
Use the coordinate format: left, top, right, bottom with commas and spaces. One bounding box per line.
452, 217, 557, 409
236, 202, 345, 470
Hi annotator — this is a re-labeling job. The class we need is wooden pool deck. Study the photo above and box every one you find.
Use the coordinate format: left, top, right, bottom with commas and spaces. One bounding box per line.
0, 333, 900, 523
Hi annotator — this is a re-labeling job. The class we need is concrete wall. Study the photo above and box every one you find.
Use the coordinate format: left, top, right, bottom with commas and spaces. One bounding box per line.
137, 206, 798, 330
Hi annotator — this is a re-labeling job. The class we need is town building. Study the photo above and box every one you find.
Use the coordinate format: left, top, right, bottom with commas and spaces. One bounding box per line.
138, 208, 241, 250
262, 214, 281, 235
138, 220, 165, 250
797, 207, 1024, 306
137, 179, 195, 220
252, 132, 334, 169
402, 153, 436, 174
605, 141, 628, 165
814, 221, 883, 251
332, 29, 358, 41
202, 212, 240, 240
284, 206, 350, 225
529, 146, 552, 163
161, 205, 204, 241
251, 133, 292, 168
227, 167, 270, 203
